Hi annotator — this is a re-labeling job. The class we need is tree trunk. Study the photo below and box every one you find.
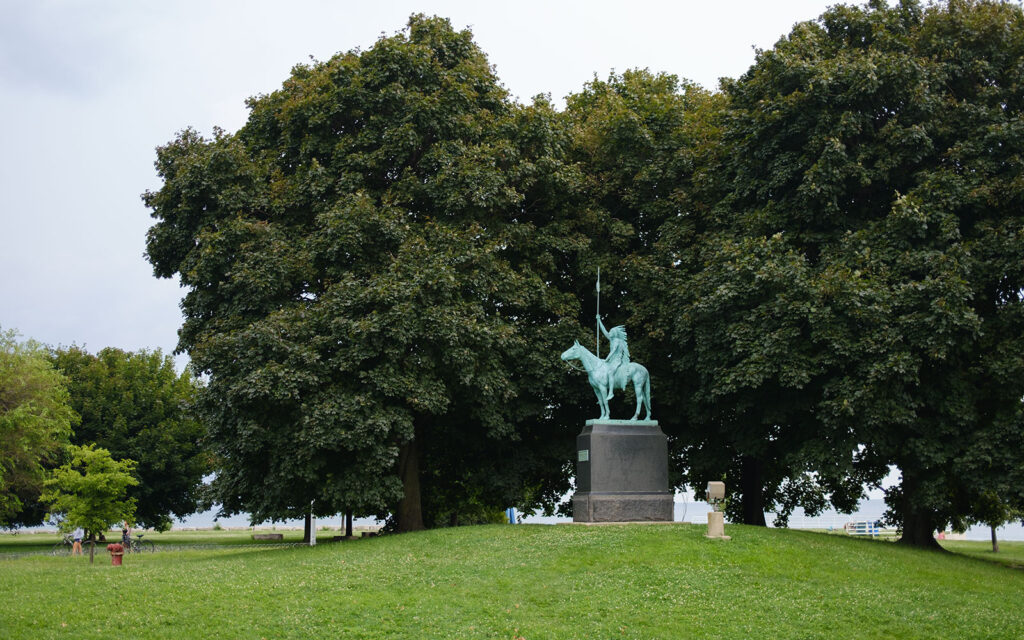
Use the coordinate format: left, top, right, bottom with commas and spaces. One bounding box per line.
895, 472, 943, 550
303, 512, 311, 543
739, 455, 767, 526
345, 511, 353, 538
88, 533, 95, 564
395, 439, 425, 532
991, 525, 999, 553
897, 509, 943, 549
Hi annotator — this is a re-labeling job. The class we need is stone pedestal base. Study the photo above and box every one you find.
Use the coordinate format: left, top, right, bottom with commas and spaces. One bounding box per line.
706, 511, 730, 539
572, 420, 673, 523
573, 491, 673, 522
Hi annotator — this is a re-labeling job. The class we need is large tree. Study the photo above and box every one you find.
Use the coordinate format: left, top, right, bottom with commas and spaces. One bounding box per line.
652, 0, 1024, 544
563, 69, 867, 527
563, 70, 724, 494
52, 346, 206, 530
0, 328, 76, 528
143, 16, 588, 531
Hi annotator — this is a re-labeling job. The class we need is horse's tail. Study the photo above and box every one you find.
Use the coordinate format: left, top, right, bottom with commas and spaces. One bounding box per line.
640, 365, 652, 417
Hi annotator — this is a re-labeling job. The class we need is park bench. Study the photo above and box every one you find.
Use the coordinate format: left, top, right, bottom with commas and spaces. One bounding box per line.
844, 521, 882, 537
252, 533, 283, 541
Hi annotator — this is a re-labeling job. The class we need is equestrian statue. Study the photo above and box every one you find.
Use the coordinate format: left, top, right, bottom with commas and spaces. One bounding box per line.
561, 313, 652, 421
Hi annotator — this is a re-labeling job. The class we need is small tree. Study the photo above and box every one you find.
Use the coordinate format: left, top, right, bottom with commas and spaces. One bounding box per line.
41, 444, 138, 563
972, 492, 1024, 553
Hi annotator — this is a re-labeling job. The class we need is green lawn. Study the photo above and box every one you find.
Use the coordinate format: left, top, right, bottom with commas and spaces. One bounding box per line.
1, 524, 1022, 639
940, 539, 1024, 568
0, 527, 354, 554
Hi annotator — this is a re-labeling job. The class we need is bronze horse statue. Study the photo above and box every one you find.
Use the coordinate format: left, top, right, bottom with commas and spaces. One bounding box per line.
561, 340, 652, 421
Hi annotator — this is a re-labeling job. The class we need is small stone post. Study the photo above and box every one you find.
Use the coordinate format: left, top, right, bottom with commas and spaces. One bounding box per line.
706, 481, 730, 540
309, 501, 316, 546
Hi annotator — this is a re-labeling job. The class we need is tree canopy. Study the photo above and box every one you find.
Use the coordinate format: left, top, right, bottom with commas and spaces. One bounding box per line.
0, 328, 76, 528
52, 346, 207, 531
143, 15, 589, 530
41, 444, 138, 561
142, 2, 1024, 547
563, 69, 723, 494
642, 0, 1024, 543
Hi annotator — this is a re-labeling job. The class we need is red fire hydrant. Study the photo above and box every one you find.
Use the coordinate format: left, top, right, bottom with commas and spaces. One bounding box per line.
107, 543, 124, 566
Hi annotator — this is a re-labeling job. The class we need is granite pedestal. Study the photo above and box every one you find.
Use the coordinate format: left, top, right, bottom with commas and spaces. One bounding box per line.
572, 419, 673, 522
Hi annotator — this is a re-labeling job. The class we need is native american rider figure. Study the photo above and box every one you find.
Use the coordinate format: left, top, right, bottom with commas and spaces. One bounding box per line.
597, 315, 630, 400
559, 314, 651, 421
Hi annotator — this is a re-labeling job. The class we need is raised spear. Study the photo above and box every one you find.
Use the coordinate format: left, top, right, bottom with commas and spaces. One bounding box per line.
596, 267, 601, 358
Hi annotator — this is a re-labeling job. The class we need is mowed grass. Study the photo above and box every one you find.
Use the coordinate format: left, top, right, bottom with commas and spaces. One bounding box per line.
0, 528, 314, 554
940, 539, 1024, 568
2, 524, 1022, 639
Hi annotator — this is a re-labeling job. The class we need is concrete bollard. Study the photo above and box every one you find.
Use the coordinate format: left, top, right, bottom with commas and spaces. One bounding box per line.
706, 511, 730, 539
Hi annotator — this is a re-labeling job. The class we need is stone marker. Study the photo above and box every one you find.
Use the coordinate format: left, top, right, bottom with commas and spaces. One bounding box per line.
706, 512, 727, 538
705, 481, 730, 540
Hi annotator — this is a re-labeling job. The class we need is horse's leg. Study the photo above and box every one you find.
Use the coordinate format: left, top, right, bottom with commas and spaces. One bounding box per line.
642, 372, 652, 420
593, 369, 610, 420
589, 379, 606, 419
631, 375, 643, 421
599, 383, 610, 420
598, 377, 611, 420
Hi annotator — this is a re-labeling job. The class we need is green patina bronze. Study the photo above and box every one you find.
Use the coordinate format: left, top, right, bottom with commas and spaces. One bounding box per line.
561, 313, 652, 421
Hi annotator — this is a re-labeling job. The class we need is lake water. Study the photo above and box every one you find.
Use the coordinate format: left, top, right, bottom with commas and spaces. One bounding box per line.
19, 498, 1023, 541
517, 498, 1024, 541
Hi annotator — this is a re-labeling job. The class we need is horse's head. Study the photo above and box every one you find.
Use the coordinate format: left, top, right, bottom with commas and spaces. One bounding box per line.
560, 340, 581, 362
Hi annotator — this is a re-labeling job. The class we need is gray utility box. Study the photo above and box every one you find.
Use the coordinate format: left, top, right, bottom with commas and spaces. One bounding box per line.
572, 420, 673, 522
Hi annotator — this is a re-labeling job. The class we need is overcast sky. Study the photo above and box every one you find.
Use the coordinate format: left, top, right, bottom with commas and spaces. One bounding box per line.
1, 0, 847, 369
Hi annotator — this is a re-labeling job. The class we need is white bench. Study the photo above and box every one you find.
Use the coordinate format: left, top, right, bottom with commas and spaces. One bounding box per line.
845, 521, 881, 536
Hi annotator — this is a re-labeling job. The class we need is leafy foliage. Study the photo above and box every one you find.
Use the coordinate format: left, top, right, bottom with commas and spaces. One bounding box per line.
645, 0, 1024, 542
52, 346, 207, 531
563, 70, 721, 458
41, 443, 138, 537
143, 15, 588, 529
140, 4, 1024, 544
0, 328, 76, 527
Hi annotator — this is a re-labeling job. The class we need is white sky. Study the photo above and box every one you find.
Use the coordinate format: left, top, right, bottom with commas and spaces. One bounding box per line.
1, 0, 845, 367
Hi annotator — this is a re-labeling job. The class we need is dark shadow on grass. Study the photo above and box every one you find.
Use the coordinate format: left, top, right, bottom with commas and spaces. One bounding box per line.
940, 547, 1024, 571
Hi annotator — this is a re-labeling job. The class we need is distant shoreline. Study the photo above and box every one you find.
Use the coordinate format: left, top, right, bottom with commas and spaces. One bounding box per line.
10, 498, 1022, 541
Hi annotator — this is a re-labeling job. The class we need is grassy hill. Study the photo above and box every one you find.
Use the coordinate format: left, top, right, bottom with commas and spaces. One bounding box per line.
1, 524, 1022, 639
